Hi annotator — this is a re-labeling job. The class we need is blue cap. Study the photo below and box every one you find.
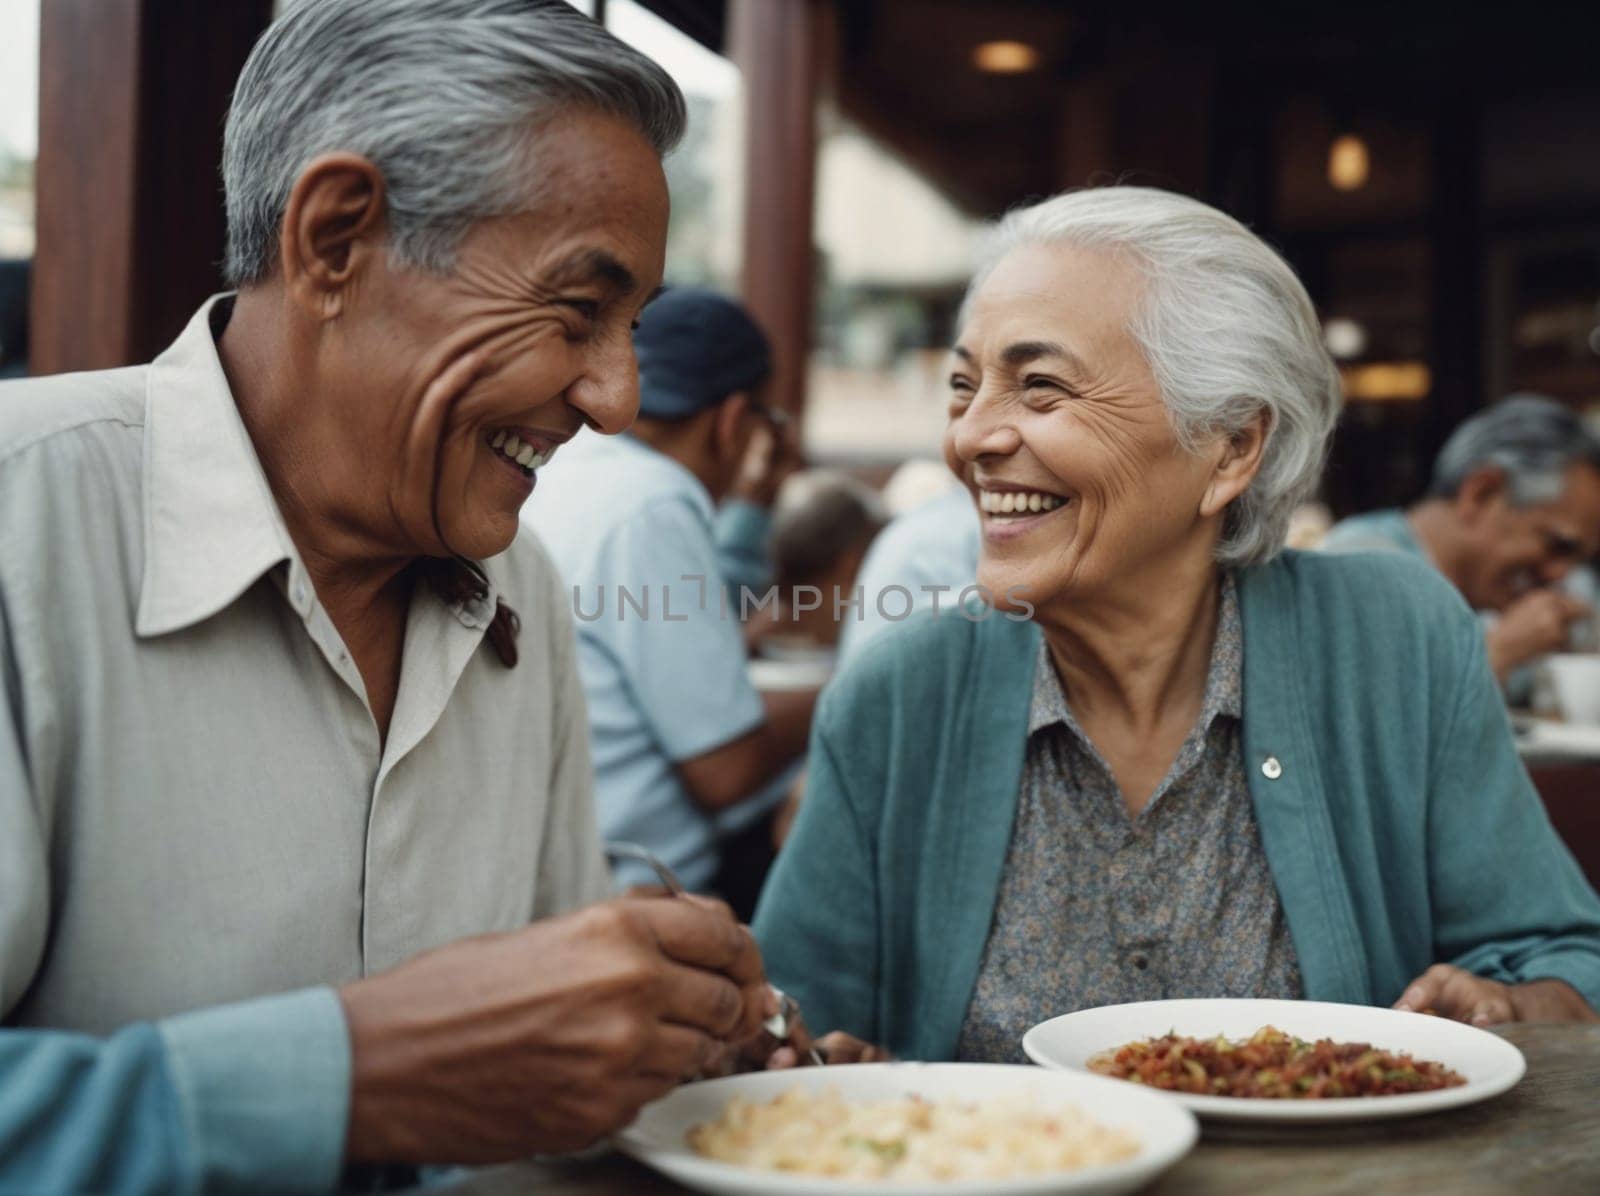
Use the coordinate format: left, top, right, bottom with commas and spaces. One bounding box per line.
634, 287, 773, 419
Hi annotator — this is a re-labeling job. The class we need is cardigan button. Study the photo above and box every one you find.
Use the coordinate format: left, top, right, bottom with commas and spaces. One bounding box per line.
1261, 756, 1283, 780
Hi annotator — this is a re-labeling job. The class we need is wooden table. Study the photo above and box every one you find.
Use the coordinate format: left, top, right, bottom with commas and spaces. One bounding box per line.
434, 1023, 1600, 1196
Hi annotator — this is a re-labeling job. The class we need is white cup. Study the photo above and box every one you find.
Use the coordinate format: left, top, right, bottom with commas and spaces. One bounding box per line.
1544, 654, 1600, 725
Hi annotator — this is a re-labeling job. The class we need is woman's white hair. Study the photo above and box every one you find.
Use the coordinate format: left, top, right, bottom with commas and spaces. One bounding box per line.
222, 0, 685, 285
965, 185, 1343, 569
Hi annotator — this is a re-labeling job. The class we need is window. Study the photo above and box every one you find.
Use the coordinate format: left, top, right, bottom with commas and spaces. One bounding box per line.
0, 0, 38, 260
605, 0, 743, 292
806, 117, 985, 465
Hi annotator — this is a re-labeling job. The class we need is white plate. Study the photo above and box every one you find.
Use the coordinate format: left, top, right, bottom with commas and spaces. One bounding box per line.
615, 1062, 1198, 1196
748, 657, 834, 692
1022, 998, 1526, 1124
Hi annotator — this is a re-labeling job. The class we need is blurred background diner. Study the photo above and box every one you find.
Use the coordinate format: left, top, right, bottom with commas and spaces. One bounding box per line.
4, 0, 1600, 890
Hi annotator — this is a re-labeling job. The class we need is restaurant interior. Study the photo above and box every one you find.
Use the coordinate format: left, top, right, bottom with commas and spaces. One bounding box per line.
2, 2, 1600, 1189
7, 0, 1598, 878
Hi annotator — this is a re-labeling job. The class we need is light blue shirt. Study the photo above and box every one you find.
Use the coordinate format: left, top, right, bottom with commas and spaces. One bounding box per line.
524, 432, 767, 890
837, 485, 981, 666
1320, 508, 1426, 557
0, 988, 348, 1194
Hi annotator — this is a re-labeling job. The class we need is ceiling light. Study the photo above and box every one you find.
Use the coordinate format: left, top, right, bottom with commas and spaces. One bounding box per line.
1323, 318, 1368, 359
1340, 361, 1429, 401
973, 41, 1039, 74
1328, 134, 1370, 192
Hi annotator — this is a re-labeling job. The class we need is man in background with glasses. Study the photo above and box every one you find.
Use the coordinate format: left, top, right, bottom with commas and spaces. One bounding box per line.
1324, 393, 1600, 685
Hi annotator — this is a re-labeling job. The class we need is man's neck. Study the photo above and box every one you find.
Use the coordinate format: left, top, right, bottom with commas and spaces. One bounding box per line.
1406, 500, 1468, 593
217, 289, 412, 612
628, 419, 723, 502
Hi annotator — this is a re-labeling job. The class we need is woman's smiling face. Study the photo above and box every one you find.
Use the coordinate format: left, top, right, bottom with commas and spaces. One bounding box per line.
945, 241, 1235, 612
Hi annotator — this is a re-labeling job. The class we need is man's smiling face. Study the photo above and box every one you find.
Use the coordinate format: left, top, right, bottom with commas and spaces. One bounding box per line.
335, 109, 670, 561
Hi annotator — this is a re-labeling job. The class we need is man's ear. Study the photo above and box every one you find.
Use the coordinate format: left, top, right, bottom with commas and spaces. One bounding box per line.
278, 153, 388, 319
1199, 410, 1270, 519
1454, 465, 1509, 524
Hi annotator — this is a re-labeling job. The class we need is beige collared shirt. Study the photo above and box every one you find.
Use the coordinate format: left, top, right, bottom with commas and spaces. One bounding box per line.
0, 297, 608, 1035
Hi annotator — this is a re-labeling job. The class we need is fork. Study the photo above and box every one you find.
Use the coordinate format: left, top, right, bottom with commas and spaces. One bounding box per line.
604, 840, 825, 1067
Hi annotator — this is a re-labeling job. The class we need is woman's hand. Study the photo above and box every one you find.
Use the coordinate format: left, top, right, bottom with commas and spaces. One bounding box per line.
1393, 964, 1599, 1024
765, 1025, 892, 1069
700, 1015, 891, 1075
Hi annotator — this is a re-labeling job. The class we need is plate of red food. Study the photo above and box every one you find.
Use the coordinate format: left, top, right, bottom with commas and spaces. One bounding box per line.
1022, 999, 1525, 1123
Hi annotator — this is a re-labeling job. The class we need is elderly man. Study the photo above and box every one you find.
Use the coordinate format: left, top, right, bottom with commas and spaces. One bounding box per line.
0, 2, 771, 1192
1323, 395, 1600, 683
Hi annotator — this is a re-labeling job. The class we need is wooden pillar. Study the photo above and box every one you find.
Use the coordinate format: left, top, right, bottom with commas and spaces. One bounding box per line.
31, 0, 272, 375
730, 0, 823, 417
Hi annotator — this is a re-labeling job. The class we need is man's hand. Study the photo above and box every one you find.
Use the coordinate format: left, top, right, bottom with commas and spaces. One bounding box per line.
1393, 964, 1599, 1025
1486, 591, 1591, 681
728, 416, 803, 509
338, 895, 774, 1164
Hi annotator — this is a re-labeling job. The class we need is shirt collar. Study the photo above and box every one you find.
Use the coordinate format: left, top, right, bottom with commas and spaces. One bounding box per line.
136, 296, 300, 638
136, 295, 497, 639
1027, 573, 1244, 737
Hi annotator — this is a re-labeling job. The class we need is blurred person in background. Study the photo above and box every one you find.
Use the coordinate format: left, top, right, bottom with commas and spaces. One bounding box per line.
744, 472, 887, 656
836, 480, 980, 665
525, 287, 816, 920
1323, 395, 1600, 685
715, 402, 804, 600
0, 3, 777, 1191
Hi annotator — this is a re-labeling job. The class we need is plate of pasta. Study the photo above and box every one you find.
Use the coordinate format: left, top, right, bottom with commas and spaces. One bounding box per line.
1022, 998, 1526, 1124
613, 1062, 1198, 1195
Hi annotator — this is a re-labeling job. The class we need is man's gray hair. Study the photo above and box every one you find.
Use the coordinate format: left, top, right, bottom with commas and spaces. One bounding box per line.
1429, 394, 1600, 505
222, 0, 686, 285
962, 185, 1343, 569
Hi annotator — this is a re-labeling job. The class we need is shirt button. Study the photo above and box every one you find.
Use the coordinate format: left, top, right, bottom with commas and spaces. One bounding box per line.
1130, 953, 1150, 970
1261, 756, 1283, 780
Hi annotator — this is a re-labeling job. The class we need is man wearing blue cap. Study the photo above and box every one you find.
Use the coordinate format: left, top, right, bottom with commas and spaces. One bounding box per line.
524, 287, 815, 916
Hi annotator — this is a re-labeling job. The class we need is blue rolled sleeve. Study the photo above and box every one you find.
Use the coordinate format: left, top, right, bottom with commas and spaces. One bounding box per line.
0, 987, 350, 1195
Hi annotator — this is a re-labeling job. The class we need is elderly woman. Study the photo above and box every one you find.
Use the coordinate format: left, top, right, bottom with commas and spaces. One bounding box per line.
753, 187, 1600, 1064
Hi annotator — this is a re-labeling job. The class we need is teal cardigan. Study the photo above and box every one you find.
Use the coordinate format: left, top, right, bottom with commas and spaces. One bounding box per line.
752, 551, 1600, 1060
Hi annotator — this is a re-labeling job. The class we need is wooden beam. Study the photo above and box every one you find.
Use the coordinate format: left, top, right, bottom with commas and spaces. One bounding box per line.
730, 0, 823, 417
31, 0, 272, 375
30, 0, 142, 373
